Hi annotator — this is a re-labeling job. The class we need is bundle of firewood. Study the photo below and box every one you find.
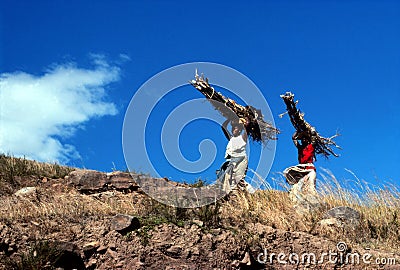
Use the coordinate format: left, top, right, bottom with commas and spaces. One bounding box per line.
190, 71, 279, 144
280, 92, 341, 158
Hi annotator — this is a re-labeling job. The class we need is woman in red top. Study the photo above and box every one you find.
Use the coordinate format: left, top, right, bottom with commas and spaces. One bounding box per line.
289, 130, 318, 197
292, 130, 316, 165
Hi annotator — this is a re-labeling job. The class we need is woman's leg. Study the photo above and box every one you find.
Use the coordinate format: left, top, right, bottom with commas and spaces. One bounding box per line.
302, 170, 317, 195
232, 158, 248, 189
289, 178, 304, 201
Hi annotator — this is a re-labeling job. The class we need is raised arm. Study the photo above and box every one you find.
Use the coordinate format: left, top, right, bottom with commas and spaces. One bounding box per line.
292, 131, 299, 148
310, 129, 317, 147
222, 119, 231, 140
240, 117, 248, 142
242, 130, 248, 142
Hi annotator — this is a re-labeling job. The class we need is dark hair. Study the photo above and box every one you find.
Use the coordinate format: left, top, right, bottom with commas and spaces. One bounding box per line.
231, 122, 244, 131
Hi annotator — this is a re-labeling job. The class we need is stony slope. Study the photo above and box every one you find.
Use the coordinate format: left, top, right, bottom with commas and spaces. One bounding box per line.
0, 168, 399, 269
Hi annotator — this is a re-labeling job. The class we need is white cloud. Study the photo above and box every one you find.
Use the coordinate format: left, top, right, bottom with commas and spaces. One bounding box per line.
0, 58, 120, 163
118, 53, 131, 62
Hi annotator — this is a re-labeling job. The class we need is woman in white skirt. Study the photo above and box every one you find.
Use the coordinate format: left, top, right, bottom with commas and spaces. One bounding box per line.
286, 130, 318, 201
221, 119, 248, 193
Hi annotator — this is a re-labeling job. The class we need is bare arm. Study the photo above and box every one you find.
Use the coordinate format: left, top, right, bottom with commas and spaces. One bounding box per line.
222, 119, 231, 140
292, 131, 299, 148
242, 130, 248, 142
241, 118, 248, 142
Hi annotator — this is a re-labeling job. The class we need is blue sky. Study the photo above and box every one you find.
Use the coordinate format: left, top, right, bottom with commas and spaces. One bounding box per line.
1, 0, 399, 189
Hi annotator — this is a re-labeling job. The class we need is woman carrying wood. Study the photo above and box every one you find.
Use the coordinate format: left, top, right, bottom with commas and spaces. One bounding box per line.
280, 92, 340, 204
221, 119, 248, 193
289, 130, 318, 197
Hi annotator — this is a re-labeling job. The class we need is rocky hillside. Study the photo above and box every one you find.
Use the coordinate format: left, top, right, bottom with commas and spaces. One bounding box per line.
0, 156, 399, 269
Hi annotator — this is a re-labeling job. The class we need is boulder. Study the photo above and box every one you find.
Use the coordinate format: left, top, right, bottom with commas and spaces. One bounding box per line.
324, 206, 361, 225
51, 241, 85, 270
66, 170, 108, 192
110, 214, 140, 234
314, 206, 361, 236
166, 245, 182, 257
14, 187, 36, 197
107, 171, 140, 190
82, 241, 100, 258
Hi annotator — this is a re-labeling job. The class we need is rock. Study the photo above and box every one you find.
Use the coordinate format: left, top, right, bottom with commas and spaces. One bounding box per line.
108, 243, 116, 250
191, 246, 200, 256
97, 245, 107, 253
320, 217, 343, 227
67, 170, 143, 193
314, 218, 344, 235
67, 170, 109, 192
324, 206, 361, 225
52, 241, 80, 255
86, 258, 97, 268
107, 171, 140, 190
30, 221, 40, 226
107, 248, 118, 259
166, 245, 182, 256
51, 241, 85, 270
110, 214, 140, 234
83, 241, 100, 258
89, 191, 116, 199
215, 232, 228, 243
115, 261, 124, 267
241, 251, 251, 265
314, 206, 361, 236
14, 187, 36, 197
131, 256, 145, 267
192, 219, 204, 227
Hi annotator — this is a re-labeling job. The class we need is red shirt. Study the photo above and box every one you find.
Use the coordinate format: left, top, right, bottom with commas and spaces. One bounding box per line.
299, 143, 315, 164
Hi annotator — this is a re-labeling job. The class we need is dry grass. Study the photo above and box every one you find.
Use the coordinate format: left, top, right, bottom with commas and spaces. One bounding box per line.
0, 154, 74, 194
317, 169, 400, 248
0, 154, 73, 178
220, 169, 400, 253
0, 188, 149, 224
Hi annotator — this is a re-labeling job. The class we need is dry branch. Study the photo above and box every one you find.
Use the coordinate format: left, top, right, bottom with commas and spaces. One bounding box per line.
280, 92, 341, 158
190, 71, 279, 144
